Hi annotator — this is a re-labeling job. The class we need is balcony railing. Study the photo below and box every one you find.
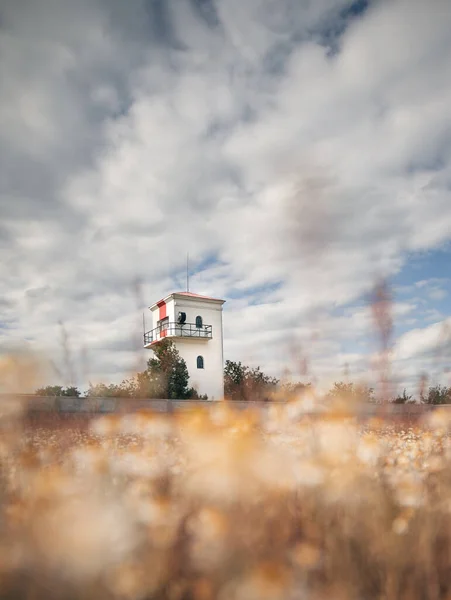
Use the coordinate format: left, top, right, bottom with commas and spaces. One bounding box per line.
144, 322, 212, 346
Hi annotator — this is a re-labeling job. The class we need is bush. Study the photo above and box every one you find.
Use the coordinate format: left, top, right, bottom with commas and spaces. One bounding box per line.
326, 381, 375, 404
392, 389, 416, 404
35, 385, 81, 398
422, 385, 451, 405
224, 360, 279, 401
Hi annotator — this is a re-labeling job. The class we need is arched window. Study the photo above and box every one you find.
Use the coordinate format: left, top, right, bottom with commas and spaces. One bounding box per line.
195, 315, 203, 328
197, 355, 204, 369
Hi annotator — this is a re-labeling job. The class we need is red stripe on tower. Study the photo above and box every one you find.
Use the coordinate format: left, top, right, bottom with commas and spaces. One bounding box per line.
157, 300, 167, 337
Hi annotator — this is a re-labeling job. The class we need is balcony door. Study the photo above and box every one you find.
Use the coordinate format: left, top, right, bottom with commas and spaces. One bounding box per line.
158, 316, 169, 337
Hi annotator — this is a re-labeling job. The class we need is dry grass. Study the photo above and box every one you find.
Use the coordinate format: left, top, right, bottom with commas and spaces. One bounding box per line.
1, 396, 451, 600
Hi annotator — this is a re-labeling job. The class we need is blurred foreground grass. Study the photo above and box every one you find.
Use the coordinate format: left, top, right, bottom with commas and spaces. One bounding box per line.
2, 395, 451, 600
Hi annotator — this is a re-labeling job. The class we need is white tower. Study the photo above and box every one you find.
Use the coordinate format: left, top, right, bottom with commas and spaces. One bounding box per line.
144, 291, 225, 400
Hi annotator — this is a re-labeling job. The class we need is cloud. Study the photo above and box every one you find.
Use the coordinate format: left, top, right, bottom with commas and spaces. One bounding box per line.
390, 318, 451, 392
428, 288, 448, 302
1, 0, 451, 393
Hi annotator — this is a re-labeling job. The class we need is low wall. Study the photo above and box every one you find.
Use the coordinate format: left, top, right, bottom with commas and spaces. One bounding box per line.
5, 395, 451, 417
8, 396, 258, 414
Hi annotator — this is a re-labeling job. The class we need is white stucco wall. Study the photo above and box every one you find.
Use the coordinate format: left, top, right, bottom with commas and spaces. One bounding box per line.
165, 298, 175, 323
172, 297, 224, 400
149, 305, 158, 330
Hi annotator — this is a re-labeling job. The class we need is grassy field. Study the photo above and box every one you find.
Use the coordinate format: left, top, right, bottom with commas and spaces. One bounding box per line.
2, 398, 451, 599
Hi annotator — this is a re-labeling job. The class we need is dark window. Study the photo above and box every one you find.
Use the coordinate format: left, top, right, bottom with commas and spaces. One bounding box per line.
197, 355, 204, 369
195, 315, 203, 328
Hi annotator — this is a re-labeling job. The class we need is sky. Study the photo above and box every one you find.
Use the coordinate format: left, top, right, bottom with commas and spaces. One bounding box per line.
1, 0, 451, 396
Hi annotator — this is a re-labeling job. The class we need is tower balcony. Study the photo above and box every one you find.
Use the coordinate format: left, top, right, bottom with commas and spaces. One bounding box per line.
144, 322, 212, 348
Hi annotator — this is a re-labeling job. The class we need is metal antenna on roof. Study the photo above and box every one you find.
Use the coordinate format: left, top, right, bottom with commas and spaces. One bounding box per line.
186, 253, 190, 292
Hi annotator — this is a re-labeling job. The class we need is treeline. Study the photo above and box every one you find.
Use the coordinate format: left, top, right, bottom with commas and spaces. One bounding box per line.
392, 385, 451, 405
34, 342, 451, 404
36, 340, 206, 400
224, 365, 451, 405
34, 354, 309, 402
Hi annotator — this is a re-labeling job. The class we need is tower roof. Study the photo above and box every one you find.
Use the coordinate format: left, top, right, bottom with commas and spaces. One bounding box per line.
149, 291, 225, 310
175, 291, 224, 302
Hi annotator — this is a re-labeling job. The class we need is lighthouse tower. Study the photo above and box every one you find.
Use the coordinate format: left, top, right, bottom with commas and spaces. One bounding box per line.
144, 291, 225, 400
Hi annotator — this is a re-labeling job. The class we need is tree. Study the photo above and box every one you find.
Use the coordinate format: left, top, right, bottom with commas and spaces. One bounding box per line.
185, 388, 208, 400
280, 381, 311, 397
224, 360, 247, 400
35, 385, 81, 397
246, 366, 279, 401
326, 382, 375, 404
84, 382, 126, 398
146, 339, 191, 399
392, 389, 415, 404
35, 385, 64, 397
224, 360, 279, 401
422, 385, 451, 405
64, 386, 81, 398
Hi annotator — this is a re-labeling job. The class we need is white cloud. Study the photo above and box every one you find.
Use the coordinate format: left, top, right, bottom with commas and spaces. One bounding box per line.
394, 319, 451, 361
390, 317, 451, 393
1, 0, 451, 393
428, 288, 448, 302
